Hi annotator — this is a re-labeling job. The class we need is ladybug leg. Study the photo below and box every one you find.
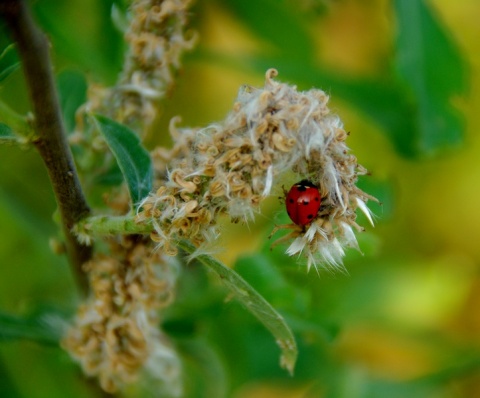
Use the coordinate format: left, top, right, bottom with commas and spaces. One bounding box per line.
269, 229, 301, 251
268, 223, 299, 240
277, 185, 288, 203
268, 223, 302, 251
316, 209, 330, 218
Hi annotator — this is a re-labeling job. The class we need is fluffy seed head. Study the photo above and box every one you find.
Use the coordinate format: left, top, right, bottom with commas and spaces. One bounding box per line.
62, 239, 182, 394
141, 69, 377, 271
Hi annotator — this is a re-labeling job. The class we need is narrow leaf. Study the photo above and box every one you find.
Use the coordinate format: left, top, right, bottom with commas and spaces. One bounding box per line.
0, 100, 31, 138
0, 63, 20, 84
0, 311, 63, 345
177, 240, 298, 375
93, 114, 153, 206
0, 123, 21, 145
0, 123, 14, 138
236, 253, 339, 342
394, 0, 467, 154
93, 163, 124, 186
0, 43, 20, 84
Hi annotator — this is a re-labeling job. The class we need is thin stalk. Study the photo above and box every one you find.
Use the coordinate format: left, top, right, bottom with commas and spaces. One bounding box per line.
75, 215, 152, 239
0, 0, 92, 295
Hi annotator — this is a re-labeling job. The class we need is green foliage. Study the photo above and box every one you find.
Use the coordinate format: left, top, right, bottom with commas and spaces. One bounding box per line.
0, 0, 475, 397
208, 0, 467, 157
177, 240, 298, 375
0, 101, 31, 139
0, 123, 13, 136
93, 114, 153, 206
32, 0, 124, 83
394, 0, 467, 154
0, 310, 62, 345
235, 251, 340, 342
222, 0, 314, 61
0, 44, 20, 85
56, 70, 87, 133
0, 123, 16, 144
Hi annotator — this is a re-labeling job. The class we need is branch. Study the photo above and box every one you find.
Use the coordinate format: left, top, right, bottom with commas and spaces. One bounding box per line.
0, 0, 91, 295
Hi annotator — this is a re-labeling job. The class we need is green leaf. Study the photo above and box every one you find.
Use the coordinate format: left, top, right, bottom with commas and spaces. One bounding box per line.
93, 114, 153, 206
33, 0, 124, 83
221, 0, 314, 61
235, 253, 309, 311
0, 63, 20, 85
0, 101, 31, 138
177, 240, 298, 375
394, 0, 467, 154
0, 123, 22, 145
235, 253, 339, 342
57, 70, 87, 133
0, 123, 14, 138
93, 162, 124, 186
0, 311, 63, 345
0, 43, 20, 84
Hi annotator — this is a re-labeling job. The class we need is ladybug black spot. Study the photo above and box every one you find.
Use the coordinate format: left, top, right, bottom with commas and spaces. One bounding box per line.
302, 200, 310, 205
307, 214, 314, 219
289, 198, 295, 204
314, 197, 319, 202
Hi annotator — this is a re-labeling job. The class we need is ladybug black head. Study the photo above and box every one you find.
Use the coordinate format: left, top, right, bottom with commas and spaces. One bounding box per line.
296, 179, 317, 191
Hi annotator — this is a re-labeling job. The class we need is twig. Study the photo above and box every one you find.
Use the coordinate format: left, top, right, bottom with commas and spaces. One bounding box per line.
0, 0, 91, 295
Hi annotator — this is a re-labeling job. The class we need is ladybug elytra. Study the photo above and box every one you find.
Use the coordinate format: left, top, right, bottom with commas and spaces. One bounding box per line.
285, 180, 321, 226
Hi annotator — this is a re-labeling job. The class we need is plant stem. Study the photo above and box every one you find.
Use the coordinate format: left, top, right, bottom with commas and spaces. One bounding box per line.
75, 215, 153, 238
0, 0, 91, 295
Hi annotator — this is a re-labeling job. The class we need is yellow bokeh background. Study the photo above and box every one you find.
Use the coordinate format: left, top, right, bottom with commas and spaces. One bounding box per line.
2, 0, 480, 396
152, 0, 480, 395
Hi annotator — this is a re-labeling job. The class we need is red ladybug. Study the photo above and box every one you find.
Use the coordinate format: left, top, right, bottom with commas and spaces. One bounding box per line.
285, 180, 321, 226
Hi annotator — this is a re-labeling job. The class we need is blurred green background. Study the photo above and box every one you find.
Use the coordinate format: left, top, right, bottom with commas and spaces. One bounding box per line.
1, 0, 479, 397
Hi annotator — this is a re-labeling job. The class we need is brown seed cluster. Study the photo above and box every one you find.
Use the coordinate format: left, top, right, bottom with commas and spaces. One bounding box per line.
139, 69, 376, 270
64, 1, 195, 394
112, 0, 196, 128
70, 0, 196, 184
62, 238, 181, 394
79, 0, 196, 136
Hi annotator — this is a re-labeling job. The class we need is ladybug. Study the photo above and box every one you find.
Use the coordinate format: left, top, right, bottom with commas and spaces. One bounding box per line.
285, 180, 321, 226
